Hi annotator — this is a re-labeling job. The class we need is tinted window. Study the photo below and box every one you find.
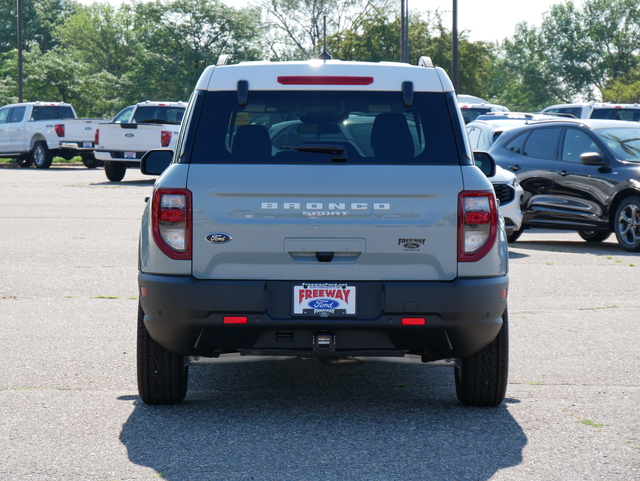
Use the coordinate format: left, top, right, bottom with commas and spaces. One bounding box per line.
8, 107, 26, 123
504, 132, 527, 154
187, 90, 460, 165
561, 128, 601, 162
590, 108, 640, 121
31, 105, 75, 120
0, 108, 9, 124
133, 106, 185, 124
545, 107, 582, 118
461, 107, 490, 124
522, 128, 561, 159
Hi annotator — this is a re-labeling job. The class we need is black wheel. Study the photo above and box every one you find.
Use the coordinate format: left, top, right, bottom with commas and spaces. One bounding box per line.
32, 141, 53, 169
137, 302, 188, 405
17, 156, 33, 168
614, 196, 640, 252
104, 161, 126, 181
577, 229, 612, 242
455, 307, 509, 407
82, 154, 103, 169
507, 227, 524, 243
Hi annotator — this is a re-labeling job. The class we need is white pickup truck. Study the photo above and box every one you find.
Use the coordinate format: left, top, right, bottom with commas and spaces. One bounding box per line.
94, 101, 186, 181
0, 101, 103, 168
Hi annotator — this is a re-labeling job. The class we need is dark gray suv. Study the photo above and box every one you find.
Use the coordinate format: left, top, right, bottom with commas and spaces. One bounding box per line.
489, 118, 640, 251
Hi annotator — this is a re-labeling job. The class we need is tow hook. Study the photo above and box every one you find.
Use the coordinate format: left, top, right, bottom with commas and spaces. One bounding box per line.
314, 333, 335, 352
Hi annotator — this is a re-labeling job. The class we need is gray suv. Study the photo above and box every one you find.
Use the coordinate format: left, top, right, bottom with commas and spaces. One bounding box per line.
137, 56, 509, 406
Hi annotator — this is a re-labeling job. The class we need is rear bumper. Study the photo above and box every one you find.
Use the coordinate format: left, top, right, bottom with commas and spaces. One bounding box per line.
94, 150, 143, 162
138, 273, 508, 359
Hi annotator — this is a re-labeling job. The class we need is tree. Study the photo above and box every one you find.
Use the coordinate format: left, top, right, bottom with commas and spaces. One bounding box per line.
258, 0, 394, 60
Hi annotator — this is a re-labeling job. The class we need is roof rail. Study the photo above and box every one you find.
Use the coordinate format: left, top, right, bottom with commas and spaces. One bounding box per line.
418, 56, 434, 68
216, 54, 231, 66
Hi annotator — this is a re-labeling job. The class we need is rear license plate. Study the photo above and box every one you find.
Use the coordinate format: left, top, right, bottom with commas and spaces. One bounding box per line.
82, 142, 93, 148
124, 151, 136, 159
293, 283, 356, 316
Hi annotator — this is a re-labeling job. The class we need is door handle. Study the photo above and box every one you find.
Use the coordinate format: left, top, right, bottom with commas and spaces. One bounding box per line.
557, 170, 569, 176
509, 165, 521, 172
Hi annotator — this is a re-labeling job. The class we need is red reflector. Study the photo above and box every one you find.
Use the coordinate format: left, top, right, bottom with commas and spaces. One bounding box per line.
54, 124, 65, 137
159, 209, 185, 223
224, 316, 248, 324
401, 317, 426, 325
277, 76, 374, 85
140, 286, 148, 298
465, 211, 491, 225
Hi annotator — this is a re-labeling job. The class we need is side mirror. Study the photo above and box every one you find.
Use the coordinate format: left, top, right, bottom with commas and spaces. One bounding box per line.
141, 149, 173, 175
473, 151, 496, 178
580, 152, 606, 166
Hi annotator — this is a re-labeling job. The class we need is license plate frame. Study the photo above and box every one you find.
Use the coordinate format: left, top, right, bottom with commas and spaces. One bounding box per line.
293, 283, 356, 316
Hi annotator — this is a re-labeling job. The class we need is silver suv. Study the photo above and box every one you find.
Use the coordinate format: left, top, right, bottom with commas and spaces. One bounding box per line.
541, 102, 640, 121
137, 56, 510, 406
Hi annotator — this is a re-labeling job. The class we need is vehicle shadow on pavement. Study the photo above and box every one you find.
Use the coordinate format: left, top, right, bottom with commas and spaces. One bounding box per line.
119, 359, 526, 480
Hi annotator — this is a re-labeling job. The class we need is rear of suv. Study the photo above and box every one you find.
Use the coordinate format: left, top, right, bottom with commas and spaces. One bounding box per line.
541, 102, 640, 121
137, 56, 509, 406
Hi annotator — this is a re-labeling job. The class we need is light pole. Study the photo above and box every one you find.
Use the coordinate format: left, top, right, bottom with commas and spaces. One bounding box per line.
452, 0, 458, 92
400, 0, 408, 63
17, 0, 23, 102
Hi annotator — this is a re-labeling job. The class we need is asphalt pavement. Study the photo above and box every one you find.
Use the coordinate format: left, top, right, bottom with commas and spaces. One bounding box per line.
0, 164, 638, 480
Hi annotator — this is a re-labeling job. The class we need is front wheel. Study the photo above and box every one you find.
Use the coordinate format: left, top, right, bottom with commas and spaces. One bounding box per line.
17, 156, 33, 168
82, 154, 103, 169
578, 229, 612, 243
137, 302, 188, 405
614, 196, 640, 252
104, 161, 126, 182
32, 141, 53, 169
455, 308, 509, 407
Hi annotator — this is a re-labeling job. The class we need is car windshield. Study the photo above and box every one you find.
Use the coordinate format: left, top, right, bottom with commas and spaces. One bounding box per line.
187, 90, 460, 165
597, 128, 640, 161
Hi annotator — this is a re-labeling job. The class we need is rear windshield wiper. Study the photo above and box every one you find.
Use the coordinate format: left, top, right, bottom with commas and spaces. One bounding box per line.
281, 143, 347, 162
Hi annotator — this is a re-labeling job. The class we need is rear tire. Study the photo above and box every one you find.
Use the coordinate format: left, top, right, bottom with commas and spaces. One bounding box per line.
578, 229, 611, 242
137, 302, 188, 405
507, 227, 524, 243
455, 307, 509, 407
104, 161, 126, 181
32, 141, 53, 169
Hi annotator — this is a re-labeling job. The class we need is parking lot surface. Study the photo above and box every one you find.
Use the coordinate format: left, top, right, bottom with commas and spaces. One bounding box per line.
0, 165, 638, 480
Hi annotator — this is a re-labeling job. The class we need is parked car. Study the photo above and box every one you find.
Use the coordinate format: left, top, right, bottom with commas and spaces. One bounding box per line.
137, 56, 509, 407
541, 102, 640, 121
488, 118, 640, 251
467, 113, 560, 151
488, 165, 524, 242
458, 98, 509, 124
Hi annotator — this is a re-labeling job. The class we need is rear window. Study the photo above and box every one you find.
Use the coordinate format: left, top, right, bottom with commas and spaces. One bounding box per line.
133, 106, 185, 125
186, 90, 460, 165
590, 108, 640, 121
31, 105, 75, 120
460, 107, 491, 124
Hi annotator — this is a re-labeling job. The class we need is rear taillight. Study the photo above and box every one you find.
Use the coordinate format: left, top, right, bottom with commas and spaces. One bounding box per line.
458, 191, 498, 262
152, 189, 192, 260
161, 131, 172, 147
94, 129, 99, 145
54, 124, 65, 137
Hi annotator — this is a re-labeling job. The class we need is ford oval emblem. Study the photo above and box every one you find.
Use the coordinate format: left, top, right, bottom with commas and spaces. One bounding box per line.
308, 299, 340, 309
84, 126, 92, 130
404, 242, 421, 249
125, 133, 134, 138
205, 233, 232, 244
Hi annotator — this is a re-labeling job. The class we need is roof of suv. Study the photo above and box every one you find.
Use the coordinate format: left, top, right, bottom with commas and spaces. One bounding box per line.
195, 59, 454, 92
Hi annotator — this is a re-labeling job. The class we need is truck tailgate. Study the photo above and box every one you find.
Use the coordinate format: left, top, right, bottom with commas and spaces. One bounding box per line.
187, 163, 462, 281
